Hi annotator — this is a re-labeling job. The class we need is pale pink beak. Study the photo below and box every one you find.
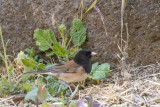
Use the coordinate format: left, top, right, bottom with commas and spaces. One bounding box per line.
91, 52, 97, 56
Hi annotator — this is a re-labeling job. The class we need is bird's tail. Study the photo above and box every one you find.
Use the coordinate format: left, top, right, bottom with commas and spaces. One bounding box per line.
23, 70, 59, 76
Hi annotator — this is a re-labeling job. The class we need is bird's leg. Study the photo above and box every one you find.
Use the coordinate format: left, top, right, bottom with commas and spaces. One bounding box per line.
68, 85, 73, 93
70, 83, 76, 88
78, 80, 85, 88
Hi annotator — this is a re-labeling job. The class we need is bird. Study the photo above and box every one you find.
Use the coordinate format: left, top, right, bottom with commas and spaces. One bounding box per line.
24, 49, 97, 83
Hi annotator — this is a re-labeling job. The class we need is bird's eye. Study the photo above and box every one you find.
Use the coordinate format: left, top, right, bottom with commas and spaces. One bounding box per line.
86, 52, 91, 56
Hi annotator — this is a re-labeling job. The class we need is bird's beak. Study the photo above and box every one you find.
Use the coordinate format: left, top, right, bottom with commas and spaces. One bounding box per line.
91, 52, 97, 56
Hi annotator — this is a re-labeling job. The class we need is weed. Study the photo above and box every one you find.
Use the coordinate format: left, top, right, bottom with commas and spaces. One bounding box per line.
0, 25, 23, 95
33, 19, 86, 62
0, 25, 11, 83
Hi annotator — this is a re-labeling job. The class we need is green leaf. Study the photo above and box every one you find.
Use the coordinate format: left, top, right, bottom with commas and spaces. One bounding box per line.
70, 18, 86, 46
37, 63, 45, 70
45, 51, 54, 57
53, 43, 69, 57
8, 65, 13, 74
16, 51, 44, 73
21, 58, 38, 67
58, 23, 67, 31
16, 51, 27, 65
33, 29, 57, 51
90, 63, 110, 80
21, 74, 32, 82
1, 77, 8, 86
41, 103, 51, 107
37, 84, 48, 103
38, 59, 43, 63
91, 62, 99, 73
22, 83, 31, 92
69, 101, 77, 107
46, 94, 61, 102
25, 88, 38, 101
23, 66, 34, 73
45, 64, 57, 69
25, 48, 34, 58
46, 76, 60, 96
0, 53, 4, 60
34, 55, 38, 61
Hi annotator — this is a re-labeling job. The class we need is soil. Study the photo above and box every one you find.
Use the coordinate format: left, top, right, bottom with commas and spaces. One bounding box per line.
0, 0, 160, 67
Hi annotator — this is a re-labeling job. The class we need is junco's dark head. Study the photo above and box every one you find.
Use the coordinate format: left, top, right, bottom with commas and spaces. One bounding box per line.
74, 49, 97, 73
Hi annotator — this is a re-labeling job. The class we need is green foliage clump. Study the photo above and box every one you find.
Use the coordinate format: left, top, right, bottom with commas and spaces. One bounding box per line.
90, 62, 110, 80
33, 19, 86, 62
46, 76, 69, 96
16, 51, 45, 73
0, 25, 22, 95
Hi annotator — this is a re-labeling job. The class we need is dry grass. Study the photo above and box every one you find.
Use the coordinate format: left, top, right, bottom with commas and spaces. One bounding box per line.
0, 58, 23, 81
79, 62, 160, 107
0, 62, 160, 107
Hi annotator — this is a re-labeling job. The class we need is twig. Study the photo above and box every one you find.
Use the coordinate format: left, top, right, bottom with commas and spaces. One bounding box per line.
118, 96, 137, 105
138, 73, 160, 79
0, 96, 14, 103
145, 79, 160, 86
120, 88, 132, 96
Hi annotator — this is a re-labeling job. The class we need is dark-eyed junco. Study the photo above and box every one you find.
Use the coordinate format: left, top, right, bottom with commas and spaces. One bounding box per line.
24, 49, 97, 83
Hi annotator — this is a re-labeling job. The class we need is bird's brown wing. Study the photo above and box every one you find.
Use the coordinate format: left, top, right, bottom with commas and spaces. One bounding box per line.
23, 60, 88, 83
59, 66, 88, 83
23, 60, 81, 75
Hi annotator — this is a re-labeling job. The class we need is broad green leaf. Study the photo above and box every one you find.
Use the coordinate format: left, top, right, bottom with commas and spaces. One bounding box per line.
53, 43, 69, 57
90, 63, 110, 80
22, 83, 31, 92
41, 103, 50, 107
70, 18, 86, 46
21, 58, 38, 67
37, 84, 48, 103
33, 29, 57, 51
23, 66, 34, 73
25, 88, 38, 101
91, 62, 99, 73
